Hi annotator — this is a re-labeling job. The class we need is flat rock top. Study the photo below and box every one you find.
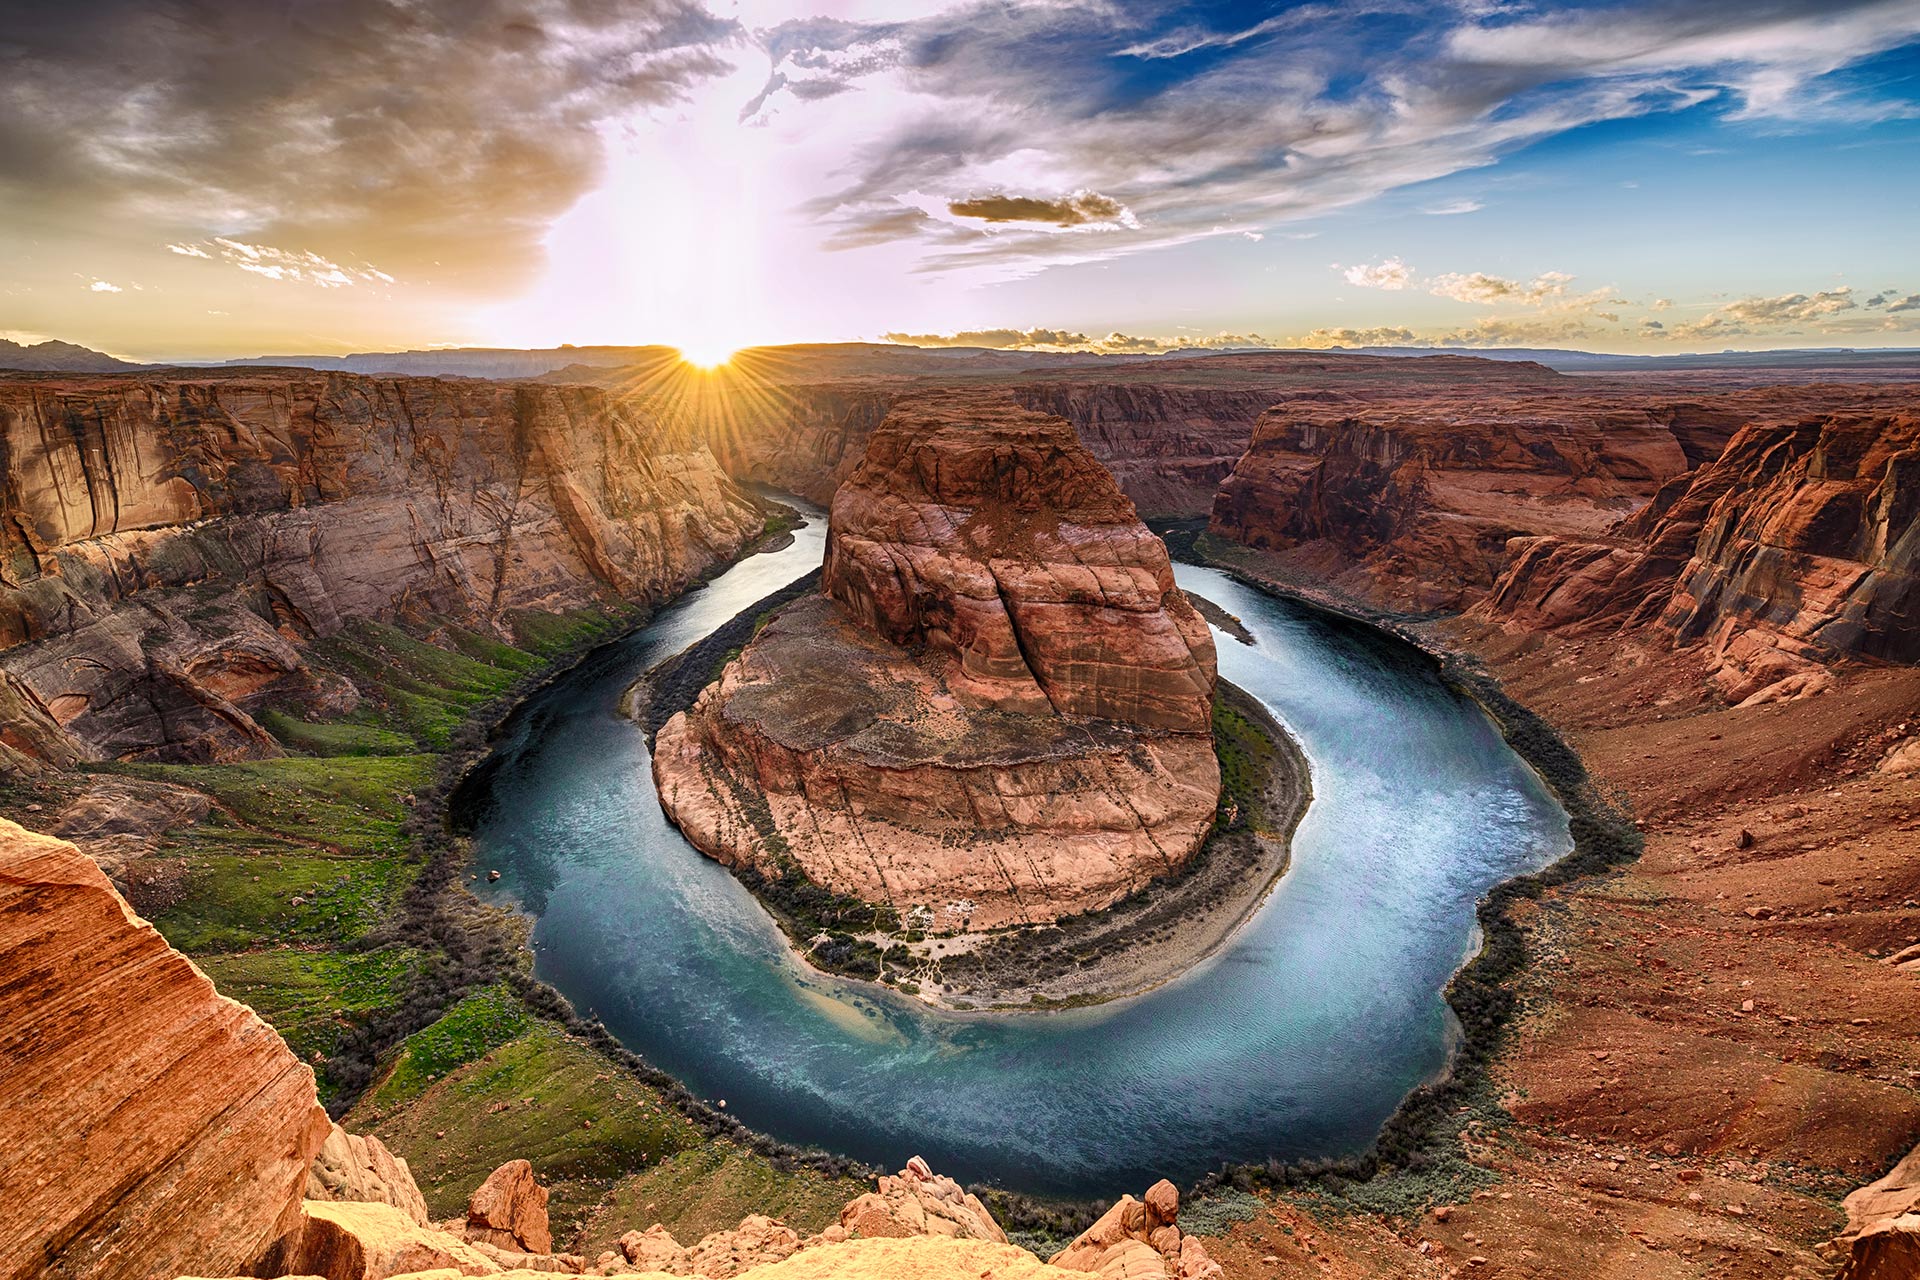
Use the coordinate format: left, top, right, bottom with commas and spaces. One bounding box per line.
717, 595, 1143, 767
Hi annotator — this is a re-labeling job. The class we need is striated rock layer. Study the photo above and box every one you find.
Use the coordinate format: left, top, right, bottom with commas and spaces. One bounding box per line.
1482, 408, 1920, 702
0, 371, 770, 764
0, 818, 331, 1280
654, 391, 1219, 931
1206, 383, 1920, 613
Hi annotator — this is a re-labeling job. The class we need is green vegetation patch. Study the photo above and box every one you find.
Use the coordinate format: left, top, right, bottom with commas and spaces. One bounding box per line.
198, 946, 421, 1070
260, 711, 416, 758
143, 847, 411, 952
580, 1145, 865, 1256
102, 754, 431, 855
350, 1019, 705, 1236
366, 984, 534, 1110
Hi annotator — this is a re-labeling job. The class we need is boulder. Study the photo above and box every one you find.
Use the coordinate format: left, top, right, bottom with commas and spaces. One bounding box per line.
685, 1215, 801, 1278
617, 1225, 692, 1274
307, 1124, 431, 1226
0, 819, 330, 1280
257, 1200, 500, 1279
1832, 1145, 1920, 1279
1048, 1183, 1220, 1280
466, 1161, 553, 1255
836, 1157, 1006, 1243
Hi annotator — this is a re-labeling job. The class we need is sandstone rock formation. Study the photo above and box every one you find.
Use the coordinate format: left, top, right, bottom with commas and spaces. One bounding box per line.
307, 1123, 431, 1226
654, 391, 1220, 930
1831, 1143, 1920, 1279
467, 1160, 554, 1254
621, 350, 1561, 518
1207, 384, 1920, 614
836, 1155, 1006, 1243
1047, 1179, 1221, 1280
1208, 393, 1697, 609
0, 371, 770, 763
0, 818, 330, 1280
1483, 408, 1920, 701
256, 1199, 502, 1279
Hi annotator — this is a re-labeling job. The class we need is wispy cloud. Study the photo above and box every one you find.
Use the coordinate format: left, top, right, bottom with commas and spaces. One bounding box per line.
748, 0, 1920, 279
86, 279, 122, 293
203, 238, 394, 288
1422, 198, 1484, 215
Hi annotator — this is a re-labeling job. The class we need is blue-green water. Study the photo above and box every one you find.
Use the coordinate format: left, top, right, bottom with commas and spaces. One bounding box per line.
467, 515, 1569, 1198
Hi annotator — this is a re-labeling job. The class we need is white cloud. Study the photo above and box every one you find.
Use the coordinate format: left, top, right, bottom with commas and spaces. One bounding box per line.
1428, 269, 1575, 305
166, 243, 211, 258
1339, 258, 1413, 290
202, 238, 393, 288
1423, 198, 1484, 215
87, 279, 122, 293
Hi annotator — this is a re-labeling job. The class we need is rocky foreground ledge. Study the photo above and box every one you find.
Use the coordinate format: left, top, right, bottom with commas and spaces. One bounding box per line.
653, 390, 1221, 933
1, 815, 1227, 1280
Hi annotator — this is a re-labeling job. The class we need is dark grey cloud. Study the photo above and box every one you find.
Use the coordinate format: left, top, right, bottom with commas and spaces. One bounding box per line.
1887, 294, 1920, 313
0, 0, 738, 288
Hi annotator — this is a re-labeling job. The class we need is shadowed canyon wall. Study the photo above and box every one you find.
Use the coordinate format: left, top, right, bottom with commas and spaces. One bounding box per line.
0, 372, 770, 767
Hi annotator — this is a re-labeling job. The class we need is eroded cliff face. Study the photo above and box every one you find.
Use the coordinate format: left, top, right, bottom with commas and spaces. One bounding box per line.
0, 818, 330, 1280
1483, 408, 1920, 703
645, 380, 1275, 517
1206, 394, 1696, 610
1205, 383, 1920, 619
654, 391, 1220, 932
0, 372, 769, 764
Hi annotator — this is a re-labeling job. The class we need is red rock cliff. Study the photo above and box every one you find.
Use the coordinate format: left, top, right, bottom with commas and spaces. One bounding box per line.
0, 818, 330, 1280
653, 391, 1220, 932
0, 372, 769, 764
1482, 407, 1920, 702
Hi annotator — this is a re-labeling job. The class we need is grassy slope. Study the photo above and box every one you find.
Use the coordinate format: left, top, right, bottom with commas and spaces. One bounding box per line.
2, 542, 865, 1248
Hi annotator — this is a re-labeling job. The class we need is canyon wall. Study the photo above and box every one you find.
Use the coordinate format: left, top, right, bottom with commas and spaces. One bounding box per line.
654, 390, 1221, 931
0, 372, 770, 765
1482, 407, 1920, 702
664, 380, 1271, 517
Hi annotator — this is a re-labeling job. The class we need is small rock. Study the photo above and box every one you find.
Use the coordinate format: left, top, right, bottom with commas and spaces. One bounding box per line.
486, 869, 501, 883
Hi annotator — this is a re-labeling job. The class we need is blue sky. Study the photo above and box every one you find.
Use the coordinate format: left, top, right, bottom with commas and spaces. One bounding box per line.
3, 0, 1919, 357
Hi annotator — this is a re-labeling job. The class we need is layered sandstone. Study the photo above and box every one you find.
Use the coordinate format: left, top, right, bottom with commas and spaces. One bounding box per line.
1206, 383, 1920, 614
654, 391, 1219, 931
0, 372, 769, 763
1483, 408, 1920, 701
1207, 394, 1695, 609
0, 818, 330, 1280
619, 350, 1566, 518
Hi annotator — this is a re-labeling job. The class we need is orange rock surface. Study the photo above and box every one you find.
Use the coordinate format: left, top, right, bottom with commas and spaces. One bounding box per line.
0, 818, 330, 1280
654, 391, 1220, 931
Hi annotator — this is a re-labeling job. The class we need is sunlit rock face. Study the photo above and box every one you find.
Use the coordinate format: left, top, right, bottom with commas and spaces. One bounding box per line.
1483, 407, 1920, 703
0, 818, 331, 1280
0, 372, 768, 764
654, 391, 1220, 932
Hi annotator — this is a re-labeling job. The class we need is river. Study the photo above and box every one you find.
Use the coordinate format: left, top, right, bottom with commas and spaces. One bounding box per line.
465, 508, 1569, 1197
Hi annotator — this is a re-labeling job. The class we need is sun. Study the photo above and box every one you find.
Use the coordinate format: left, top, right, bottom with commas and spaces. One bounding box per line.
676, 340, 737, 370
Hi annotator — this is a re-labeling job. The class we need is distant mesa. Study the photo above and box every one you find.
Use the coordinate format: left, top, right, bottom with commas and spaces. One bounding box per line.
653, 389, 1222, 931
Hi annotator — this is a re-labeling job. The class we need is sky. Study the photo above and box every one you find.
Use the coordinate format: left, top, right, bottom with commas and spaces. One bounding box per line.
3, 0, 1920, 361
